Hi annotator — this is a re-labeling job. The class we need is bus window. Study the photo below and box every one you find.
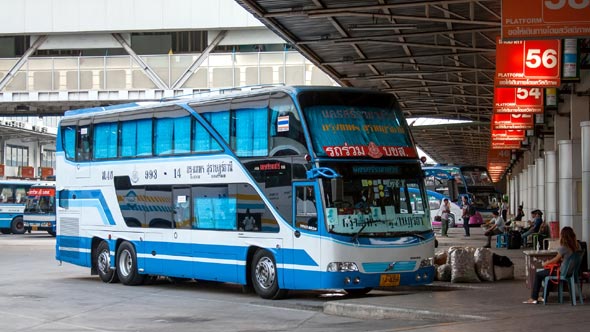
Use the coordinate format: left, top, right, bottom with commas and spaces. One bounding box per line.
295, 185, 317, 231
269, 92, 307, 157
77, 126, 91, 161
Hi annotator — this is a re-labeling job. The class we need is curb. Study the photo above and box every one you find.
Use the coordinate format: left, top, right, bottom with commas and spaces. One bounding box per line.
323, 302, 489, 321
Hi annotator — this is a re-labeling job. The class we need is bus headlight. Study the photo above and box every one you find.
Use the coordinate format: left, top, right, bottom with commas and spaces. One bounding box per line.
419, 257, 434, 268
327, 262, 359, 272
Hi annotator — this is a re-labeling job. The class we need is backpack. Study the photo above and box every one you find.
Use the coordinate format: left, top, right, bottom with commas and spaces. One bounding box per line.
468, 204, 476, 216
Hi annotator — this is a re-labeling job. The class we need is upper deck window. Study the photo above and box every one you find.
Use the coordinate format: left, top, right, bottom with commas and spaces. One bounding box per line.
298, 91, 415, 159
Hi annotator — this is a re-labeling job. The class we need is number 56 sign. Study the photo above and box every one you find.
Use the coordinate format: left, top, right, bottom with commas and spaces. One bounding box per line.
495, 37, 561, 88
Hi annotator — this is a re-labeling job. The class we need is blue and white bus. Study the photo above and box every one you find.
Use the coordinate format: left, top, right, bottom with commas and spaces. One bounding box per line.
24, 183, 56, 236
55, 86, 435, 299
423, 165, 502, 220
0, 180, 39, 234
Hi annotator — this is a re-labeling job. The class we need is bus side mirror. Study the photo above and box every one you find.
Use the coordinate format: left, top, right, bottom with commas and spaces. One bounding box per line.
58, 190, 68, 209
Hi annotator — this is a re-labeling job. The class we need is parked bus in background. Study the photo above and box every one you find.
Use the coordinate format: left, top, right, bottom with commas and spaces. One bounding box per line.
55, 86, 435, 299
0, 180, 39, 234
423, 165, 502, 220
410, 188, 483, 228
24, 183, 56, 236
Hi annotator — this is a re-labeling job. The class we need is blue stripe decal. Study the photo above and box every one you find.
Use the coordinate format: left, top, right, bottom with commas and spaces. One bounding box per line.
63, 190, 116, 225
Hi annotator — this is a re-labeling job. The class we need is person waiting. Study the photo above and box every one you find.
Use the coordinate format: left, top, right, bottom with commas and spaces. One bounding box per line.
522, 209, 543, 247
483, 210, 505, 248
523, 226, 580, 304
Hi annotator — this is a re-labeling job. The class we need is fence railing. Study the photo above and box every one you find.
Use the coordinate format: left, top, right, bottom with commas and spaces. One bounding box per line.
0, 51, 336, 92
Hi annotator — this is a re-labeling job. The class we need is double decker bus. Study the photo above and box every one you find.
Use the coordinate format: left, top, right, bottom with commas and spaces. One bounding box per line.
0, 180, 39, 234
423, 165, 502, 220
23, 183, 56, 236
55, 86, 435, 299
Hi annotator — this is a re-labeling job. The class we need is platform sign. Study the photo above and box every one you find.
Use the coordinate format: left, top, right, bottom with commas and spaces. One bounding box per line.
488, 149, 511, 164
491, 129, 526, 141
502, 0, 590, 40
490, 140, 522, 150
495, 37, 561, 87
492, 113, 535, 130
494, 87, 544, 113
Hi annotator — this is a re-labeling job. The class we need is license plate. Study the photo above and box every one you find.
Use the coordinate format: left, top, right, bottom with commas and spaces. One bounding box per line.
379, 274, 400, 287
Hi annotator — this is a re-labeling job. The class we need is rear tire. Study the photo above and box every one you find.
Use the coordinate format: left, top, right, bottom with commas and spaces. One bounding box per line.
10, 217, 25, 234
116, 241, 145, 285
251, 249, 287, 300
96, 241, 118, 283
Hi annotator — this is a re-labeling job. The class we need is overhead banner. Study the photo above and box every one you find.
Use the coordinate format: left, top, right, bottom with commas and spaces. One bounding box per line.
493, 87, 544, 113
492, 113, 535, 129
495, 37, 561, 87
502, 0, 590, 40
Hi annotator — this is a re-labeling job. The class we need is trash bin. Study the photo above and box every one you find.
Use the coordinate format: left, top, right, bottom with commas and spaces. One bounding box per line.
549, 221, 560, 239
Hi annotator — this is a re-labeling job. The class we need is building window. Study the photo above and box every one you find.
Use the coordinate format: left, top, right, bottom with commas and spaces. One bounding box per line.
6, 145, 29, 167
41, 149, 56, 168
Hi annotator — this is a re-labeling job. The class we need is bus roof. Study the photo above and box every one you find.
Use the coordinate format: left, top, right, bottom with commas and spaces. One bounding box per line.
62, 86, 394, 118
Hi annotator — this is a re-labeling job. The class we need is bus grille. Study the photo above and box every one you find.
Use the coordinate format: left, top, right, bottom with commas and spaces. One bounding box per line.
60, 217, 79, 236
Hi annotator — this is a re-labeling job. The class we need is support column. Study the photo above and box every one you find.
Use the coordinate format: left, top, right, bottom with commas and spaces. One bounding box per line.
521, 169, 529, 215
545, 150, 558, 224
536, 158, 545, 213
558, 140, 582, 236
509, 175, 517, 216
528, 164, 536, 212
581, 121, 590, 262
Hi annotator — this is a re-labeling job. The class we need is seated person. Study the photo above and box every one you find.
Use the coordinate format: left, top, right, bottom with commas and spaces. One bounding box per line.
521, 209, 543, 246
483, 210, 505, 248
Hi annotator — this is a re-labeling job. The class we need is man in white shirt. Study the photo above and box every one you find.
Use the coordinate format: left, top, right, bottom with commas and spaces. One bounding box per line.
483, 210, 505, 248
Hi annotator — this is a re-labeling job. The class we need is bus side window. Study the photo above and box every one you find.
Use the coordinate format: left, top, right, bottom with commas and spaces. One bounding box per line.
295, 186, 317, 231
77, 126, 91, 161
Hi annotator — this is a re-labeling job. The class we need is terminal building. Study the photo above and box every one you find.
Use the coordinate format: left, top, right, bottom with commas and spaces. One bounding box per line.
0, 0, 335, 179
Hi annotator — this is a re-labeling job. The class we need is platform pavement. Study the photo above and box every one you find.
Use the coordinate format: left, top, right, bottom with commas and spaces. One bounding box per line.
322, 226, 590, 321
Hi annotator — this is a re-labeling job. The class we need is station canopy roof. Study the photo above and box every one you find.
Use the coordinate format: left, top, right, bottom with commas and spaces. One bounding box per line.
236, 0, 502, 167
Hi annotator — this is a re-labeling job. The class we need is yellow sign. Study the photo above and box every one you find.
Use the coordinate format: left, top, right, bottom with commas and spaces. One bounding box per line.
379, 274, 400, 287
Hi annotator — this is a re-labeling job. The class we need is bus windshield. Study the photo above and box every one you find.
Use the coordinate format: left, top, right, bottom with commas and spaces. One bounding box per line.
298, 91, 416, 159
24, 187, 55, 214
320, 163, 430, 236
461, 167, 493, 186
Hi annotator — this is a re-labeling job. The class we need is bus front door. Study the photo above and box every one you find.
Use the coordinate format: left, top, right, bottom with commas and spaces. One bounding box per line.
290, 182, 321, 289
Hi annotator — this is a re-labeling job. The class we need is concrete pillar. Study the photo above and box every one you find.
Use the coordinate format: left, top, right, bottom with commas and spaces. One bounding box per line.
536, 157, 545, 213
558, 140, 582, 236
510, 175, 517, 216
545, 150, 559, 224
528, 164, 536, 212
554, 114, 570, 151
582, 121, 590, 262
521, 169, 529, 215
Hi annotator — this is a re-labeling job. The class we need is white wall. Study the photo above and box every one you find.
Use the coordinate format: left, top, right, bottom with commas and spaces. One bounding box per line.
0, 0, 264, 34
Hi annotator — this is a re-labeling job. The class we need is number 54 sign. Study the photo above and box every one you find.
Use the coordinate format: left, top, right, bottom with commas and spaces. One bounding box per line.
495, 37, 561, 88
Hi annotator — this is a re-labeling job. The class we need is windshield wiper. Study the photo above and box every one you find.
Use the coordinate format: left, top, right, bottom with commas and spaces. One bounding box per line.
395, 231, 426, 241
351, 223, 367, 244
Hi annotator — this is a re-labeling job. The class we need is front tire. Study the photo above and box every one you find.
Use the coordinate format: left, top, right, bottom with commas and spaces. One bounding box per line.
448, 215, 456, 228
251, 249, 287, 300
96, 241, 118, 283
10, 217, 25, 234
116, 241, 145, 285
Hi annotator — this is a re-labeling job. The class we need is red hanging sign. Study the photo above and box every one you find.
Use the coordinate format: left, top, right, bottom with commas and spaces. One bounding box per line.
492, 113, 535, 130
490, 140, 522, 150
491, 129, 526, 141
493, 87, 544, 113
495, 37, 561, 87
502, 0, 590, 40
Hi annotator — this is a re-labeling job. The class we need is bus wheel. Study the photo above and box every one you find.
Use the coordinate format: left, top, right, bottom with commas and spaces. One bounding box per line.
10, 217, 25, 234
251, 249, 287, 300
448, 215, 456, 228
96, 241, 118, 283
116, 241, 145, 285
345, 288, 373, 297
